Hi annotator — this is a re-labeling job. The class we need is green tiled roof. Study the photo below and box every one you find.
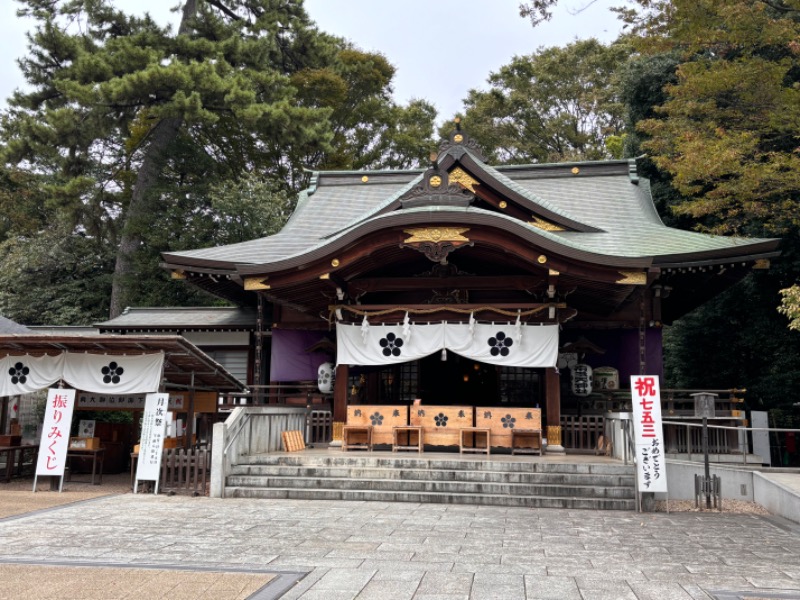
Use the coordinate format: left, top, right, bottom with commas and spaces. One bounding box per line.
164, 158, 778, 269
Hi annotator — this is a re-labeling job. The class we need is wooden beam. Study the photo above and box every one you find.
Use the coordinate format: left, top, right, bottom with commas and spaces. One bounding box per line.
349, 275, 542, 293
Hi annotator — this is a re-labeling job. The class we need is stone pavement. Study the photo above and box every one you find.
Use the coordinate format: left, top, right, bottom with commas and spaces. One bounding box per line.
1, 493, 800, 599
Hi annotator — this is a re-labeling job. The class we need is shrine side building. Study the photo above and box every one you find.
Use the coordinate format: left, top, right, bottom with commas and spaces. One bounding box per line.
156, 129, 780, 449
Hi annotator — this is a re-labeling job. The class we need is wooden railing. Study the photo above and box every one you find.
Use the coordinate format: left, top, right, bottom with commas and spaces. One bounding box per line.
159, 447, 210, 496
561, 415, 605, 451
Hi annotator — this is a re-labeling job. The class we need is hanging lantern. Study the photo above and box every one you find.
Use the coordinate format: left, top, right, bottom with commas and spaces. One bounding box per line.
317, 362, 335, 394
571, 364, 593, 397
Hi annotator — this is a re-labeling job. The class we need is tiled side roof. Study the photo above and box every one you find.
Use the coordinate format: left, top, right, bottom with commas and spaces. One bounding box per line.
166, 178, 416, 266
96, 307, 257, 329
0, 316, 32, 334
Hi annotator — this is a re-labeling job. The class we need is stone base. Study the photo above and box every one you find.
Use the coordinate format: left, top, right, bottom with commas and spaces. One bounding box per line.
545, 444, 566, 455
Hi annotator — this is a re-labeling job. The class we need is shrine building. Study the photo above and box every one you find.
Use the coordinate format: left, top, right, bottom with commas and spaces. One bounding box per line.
157, 126, 780, 451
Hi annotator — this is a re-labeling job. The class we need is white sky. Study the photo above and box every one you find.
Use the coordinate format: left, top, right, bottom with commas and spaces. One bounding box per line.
0, 0, 621, 120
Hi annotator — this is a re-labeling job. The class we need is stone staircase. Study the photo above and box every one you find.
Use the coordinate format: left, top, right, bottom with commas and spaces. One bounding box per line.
224, 453, 636, 510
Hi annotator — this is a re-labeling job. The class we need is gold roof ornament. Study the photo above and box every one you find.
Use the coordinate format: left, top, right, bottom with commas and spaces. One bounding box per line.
752, 259, 770, 270
244, 277, 271, 291
616, 271, 647, 285
529, 216, 566, 232
403, 227, 470, 244
448, 167, 480, 193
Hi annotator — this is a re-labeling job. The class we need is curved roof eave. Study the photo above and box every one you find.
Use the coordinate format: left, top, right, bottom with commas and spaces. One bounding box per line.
235, 206, 653, 276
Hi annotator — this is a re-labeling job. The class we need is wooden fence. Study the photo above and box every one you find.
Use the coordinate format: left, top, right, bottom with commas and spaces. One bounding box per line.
159, 447, 210, 496
561, 415, 605, 452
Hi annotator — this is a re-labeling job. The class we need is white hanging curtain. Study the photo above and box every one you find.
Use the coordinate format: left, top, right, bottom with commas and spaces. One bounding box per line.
0, 352, 165, 395
63, 353, 165, 394
336, 322, 558, 368
0, 354, 65, 396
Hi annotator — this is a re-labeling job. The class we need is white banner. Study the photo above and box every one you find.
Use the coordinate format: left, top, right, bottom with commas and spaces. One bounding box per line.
35, 388, 77, 478
630, 375, 667, 493
0, 352, 165, 395
337, 322, 558, 368
63, 353, 164, 394
0, 354, 65, 397
135, 393, 169, 492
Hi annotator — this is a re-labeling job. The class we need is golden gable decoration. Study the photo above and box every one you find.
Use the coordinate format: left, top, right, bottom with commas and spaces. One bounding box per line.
448, 167, 480, 193
616, 271, 647, 285
528, 216, 566, 232
403, 227, 470, 244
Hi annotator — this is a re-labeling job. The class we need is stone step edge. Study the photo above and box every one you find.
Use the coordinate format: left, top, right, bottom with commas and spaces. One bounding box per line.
231, 465, 635, 483
243, 455, 633, 472
223, 486, 636, 508
226, 475, 634, 495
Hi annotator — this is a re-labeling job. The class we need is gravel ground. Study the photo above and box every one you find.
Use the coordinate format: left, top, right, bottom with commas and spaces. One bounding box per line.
655, 498, 772, 514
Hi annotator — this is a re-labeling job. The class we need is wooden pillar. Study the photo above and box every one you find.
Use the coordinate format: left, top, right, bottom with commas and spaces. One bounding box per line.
0, 397, 7, 435
333, 364, 349, 423
545, 367, 564, 453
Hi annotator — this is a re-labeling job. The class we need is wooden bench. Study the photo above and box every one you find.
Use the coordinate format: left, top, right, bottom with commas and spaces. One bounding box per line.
511, 429, 543, 456
342, 425, 373, 452
459, 427, 491, 455
392, 426, 423, 452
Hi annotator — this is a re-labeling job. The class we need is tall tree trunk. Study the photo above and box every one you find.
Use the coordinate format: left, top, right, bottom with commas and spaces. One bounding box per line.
108, 0, 198, 318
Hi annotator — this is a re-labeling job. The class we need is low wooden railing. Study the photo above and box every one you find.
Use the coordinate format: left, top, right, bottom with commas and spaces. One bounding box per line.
561, 415, 605, 452
159, 447, 210, 496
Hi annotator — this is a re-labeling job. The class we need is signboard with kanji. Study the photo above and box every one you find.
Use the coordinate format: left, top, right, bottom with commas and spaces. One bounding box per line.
346, 405, 407, 445
34, 388, 77, 490
476, 407, 541, 448
135, 393, 170, 493
630, 375, 668, 493
410, 406, 473, 446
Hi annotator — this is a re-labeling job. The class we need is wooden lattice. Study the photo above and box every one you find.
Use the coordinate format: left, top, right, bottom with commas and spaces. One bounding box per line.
281, 430, 306, 452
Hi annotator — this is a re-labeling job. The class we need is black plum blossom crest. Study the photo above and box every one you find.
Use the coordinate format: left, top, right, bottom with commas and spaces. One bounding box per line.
501, 414, 517, 429
9, 362, 29, 385
488, 331, 513, 356
370, 412, 384, 426
435, 413, 449, 427
379, 332, 404, 357
101, 361, 124, 384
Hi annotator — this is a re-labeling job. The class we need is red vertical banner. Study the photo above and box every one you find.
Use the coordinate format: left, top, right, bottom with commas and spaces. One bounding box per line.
35, 388, 77, 479
630, 375, 668, 493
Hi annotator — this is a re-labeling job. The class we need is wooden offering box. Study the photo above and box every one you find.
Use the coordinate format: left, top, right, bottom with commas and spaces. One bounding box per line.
476, 407, 541, 448
410, 406, 474, 447
346, 405, 407, 445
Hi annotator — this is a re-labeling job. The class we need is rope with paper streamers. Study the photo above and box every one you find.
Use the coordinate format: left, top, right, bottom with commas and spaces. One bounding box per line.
330, 304, 549, 324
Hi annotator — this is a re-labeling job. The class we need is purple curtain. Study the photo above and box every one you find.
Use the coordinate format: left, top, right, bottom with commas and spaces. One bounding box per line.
269, 329, 331, 382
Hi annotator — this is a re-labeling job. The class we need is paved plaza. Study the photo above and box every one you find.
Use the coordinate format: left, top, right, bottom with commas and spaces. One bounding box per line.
0, 491, 800, 599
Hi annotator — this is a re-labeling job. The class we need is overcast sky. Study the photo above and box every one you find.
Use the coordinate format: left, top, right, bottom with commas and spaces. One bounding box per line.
0, 0, 621, 120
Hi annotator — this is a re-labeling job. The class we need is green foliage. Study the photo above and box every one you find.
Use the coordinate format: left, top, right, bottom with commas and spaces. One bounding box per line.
0, 227, 114, 325
779, 284, 800, 331
456, 38, 633, 163
664, 272, 800, 409
0, 0, 437, 321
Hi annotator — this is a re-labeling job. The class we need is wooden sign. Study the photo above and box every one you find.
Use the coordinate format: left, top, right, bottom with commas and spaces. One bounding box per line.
410, 405, 473, 447
281, 430, 306, 452
476, 407, 541, 448
347, 405, 407, 445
